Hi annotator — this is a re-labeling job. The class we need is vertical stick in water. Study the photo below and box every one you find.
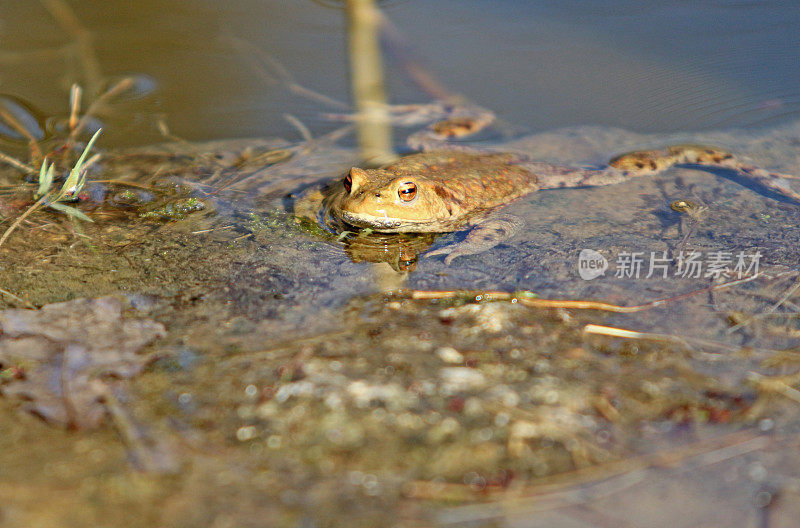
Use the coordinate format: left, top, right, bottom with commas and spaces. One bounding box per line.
345, 0, 396, 166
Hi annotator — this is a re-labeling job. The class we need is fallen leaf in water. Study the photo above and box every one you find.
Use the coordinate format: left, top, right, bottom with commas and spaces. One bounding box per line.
0, 296, 165, 428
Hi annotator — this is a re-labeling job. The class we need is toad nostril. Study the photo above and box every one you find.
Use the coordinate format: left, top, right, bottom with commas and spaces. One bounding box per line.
374, 193, 381, 197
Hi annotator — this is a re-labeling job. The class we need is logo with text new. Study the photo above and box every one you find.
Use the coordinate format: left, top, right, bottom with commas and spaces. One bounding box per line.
578, 249, 608, 280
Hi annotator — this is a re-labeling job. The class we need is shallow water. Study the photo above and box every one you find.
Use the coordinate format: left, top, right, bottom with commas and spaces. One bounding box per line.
2, 2, 800, 528
3, 1, 800, 145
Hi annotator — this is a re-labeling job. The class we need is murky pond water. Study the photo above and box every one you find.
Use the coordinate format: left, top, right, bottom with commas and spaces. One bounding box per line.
2, 2, 800, 527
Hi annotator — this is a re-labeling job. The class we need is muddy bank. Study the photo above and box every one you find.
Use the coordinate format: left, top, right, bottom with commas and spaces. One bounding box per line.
2, 121, 800, 526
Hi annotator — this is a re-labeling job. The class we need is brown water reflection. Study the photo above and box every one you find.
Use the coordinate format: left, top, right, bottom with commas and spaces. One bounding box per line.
3, 1, 800, 149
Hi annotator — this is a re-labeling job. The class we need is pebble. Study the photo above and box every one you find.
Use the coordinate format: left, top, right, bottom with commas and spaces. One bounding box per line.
440, 367, 486, 392
436, 346, 464, 364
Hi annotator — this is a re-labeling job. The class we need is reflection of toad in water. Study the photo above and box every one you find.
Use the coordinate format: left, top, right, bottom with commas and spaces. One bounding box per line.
340, 231, 435, 272
291, 181, 435, 272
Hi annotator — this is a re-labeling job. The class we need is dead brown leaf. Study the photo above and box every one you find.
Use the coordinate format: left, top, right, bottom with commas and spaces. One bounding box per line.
0, 296, 165, 428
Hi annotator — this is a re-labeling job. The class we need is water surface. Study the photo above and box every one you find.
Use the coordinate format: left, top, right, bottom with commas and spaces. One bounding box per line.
2, 1, 800, 145
2, 2, 800, 527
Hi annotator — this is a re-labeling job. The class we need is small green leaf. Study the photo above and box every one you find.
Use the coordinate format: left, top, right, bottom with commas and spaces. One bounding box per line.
36, 160, 55, 198
55, 128, 102, 202
48, 202, 94, 222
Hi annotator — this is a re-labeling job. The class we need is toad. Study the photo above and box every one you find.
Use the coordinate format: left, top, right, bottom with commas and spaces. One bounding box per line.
301, 113, 800, 264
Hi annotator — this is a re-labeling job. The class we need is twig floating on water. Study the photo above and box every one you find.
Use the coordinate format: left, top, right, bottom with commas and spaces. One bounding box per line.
405, 271, 783, 313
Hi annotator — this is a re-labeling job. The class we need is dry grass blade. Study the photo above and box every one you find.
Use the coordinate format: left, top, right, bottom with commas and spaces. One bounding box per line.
40, 0, 103, 96
406, 289, 648, 312
223, 35, 349, 110
728, 272, 800, 334
0, 191, 53, 249
227, 123, 355, 191
191, 225, 235, 235
0, 286, 35, 309
0, 151, 36, 174
92, 179, 155, 191
0, 45, 71, 64
68, 84, 82, 131
405, 272, 776, 314
70, 78, 134, 141
0, 103, 43, 160
748, 371, 800, 404
376, 10, 454, 101
283, 113, 313, 141
582, 324, 756, 358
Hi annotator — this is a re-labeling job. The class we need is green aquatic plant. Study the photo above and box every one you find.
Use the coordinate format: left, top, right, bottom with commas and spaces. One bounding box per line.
0, 129, 102, 248
35, 128, 102, 222
139, 197, 206, 220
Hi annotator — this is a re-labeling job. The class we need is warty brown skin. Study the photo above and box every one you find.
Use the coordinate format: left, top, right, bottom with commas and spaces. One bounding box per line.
331, 151, 539, 233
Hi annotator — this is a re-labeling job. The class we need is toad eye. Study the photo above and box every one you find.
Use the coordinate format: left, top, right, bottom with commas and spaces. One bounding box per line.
343, 173, 352, 193
398, 182, 417, 202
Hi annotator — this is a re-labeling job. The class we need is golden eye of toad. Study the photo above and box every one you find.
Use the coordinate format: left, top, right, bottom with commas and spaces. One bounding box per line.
398, 182, 417, 201
343, 173, 352, 193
